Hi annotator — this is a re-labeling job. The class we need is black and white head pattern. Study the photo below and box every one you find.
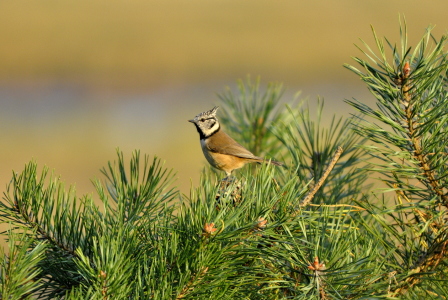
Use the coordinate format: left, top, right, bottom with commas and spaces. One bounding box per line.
189, 106, 220, 139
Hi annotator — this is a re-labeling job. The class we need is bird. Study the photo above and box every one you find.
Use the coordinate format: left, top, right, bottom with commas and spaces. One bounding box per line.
188, 106, 283, 178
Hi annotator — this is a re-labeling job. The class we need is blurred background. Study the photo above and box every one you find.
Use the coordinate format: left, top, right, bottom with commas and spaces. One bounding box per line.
1, 0, 448, 199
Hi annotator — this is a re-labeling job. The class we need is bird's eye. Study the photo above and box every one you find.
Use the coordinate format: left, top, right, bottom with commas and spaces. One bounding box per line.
200, 118, 205, 122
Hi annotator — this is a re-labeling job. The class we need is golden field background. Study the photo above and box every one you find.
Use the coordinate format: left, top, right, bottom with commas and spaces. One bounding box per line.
0, 0, 448, 208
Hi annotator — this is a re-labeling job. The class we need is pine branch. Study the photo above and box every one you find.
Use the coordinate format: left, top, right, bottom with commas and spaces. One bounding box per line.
400, 62, 448, 206
346, 19, 448, 298
390, 235, 448, 297
300, 146, 343, 207
0, 232, 47, 299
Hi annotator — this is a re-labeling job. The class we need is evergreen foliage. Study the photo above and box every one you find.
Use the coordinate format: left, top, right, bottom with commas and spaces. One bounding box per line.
0, 20, 447, 299
344, 19, 448, 298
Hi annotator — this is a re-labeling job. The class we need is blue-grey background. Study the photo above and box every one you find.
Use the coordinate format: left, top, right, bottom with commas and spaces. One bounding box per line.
1, 1, 447, 199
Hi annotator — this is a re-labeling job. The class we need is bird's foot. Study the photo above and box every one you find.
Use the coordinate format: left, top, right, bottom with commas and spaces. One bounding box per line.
222, 175, 236, 183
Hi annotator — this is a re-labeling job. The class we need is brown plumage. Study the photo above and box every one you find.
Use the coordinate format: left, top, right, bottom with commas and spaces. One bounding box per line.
189, 106, 282, 177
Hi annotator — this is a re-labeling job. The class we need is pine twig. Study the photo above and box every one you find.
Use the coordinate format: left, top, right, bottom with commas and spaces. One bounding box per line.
390, 238, 448, 296
401, 62, 447, 206
176, 266, 209, 299
308, 203, 366, 211
300, 146, 344, 207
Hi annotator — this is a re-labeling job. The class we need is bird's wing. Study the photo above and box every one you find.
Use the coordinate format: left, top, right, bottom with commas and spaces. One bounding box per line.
206, 131, 263, 160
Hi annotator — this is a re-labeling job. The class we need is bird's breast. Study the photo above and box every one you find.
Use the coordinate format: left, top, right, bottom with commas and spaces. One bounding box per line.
200, 139, 219, 168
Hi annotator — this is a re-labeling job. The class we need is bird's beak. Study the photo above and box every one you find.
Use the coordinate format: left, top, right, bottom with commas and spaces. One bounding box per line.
188, 119, 195, 123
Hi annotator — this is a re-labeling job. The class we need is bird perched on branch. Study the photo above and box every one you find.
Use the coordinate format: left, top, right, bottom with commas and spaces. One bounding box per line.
188, 106, 282, 178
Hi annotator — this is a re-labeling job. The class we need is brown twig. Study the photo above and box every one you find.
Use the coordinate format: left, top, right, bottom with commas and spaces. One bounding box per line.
401, 62, 447, 206
388, 62, 448, 297
176, 266, 209, 299
390, 238, 448, 296
299, 146, 344, 207
308, 203, 366, 211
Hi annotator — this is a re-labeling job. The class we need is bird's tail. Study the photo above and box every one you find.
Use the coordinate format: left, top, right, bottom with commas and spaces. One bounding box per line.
252, 157, 284, 167
267, 159, 283, 166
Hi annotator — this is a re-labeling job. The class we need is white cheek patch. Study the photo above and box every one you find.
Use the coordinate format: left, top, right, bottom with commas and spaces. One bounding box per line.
201, 122, 219, 137
210, 122, 219, 133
